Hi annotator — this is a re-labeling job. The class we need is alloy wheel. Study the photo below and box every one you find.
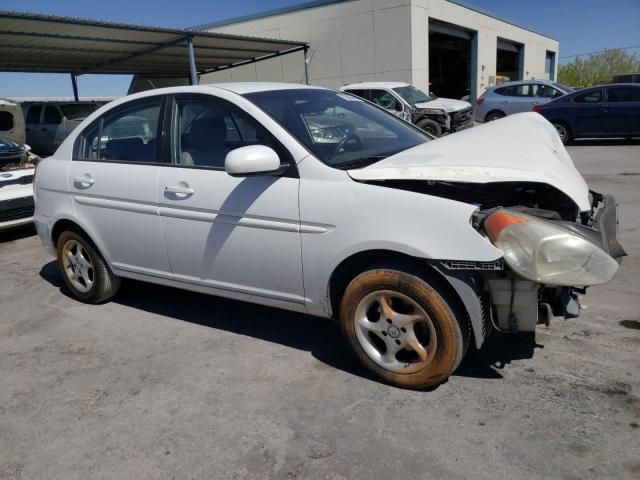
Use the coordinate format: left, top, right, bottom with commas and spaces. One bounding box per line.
353, 290, 437, 374
61, 239, 95, 293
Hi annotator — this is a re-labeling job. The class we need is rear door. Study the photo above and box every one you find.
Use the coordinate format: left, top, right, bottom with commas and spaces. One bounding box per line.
602, 85, 640, 135
68, 95, 173, 278
507, 84, 537, 114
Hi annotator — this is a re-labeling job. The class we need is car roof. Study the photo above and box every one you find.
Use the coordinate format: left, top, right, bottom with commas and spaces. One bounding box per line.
203, 82, 325, 94
342, 82, 410, 90
488, 79, 557, 89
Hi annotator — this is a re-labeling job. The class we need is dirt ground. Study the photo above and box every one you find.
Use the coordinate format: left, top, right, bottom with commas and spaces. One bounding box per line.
1, 140, 639, 480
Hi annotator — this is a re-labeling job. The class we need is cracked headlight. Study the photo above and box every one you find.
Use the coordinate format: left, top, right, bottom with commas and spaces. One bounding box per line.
484, 210, 619, 286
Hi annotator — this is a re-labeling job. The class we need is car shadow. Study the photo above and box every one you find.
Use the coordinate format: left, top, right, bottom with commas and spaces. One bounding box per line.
39, 260, 544, 389
0, 224, 36, 243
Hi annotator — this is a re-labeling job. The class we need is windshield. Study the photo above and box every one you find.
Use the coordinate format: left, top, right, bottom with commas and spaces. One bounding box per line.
61, 103, 101, 120
244, 89, 429, 169
552, 82, 575, 93
392, 85, 435, 105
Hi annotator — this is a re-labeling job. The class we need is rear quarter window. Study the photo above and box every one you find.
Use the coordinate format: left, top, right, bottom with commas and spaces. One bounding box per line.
0, 111, 14, 131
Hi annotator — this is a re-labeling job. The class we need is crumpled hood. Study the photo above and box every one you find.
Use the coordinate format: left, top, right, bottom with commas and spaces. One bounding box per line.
348, 112, 591, 211
414, 97, 471, 113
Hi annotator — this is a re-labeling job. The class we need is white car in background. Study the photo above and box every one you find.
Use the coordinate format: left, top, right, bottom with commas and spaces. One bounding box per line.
341, 82, 473, 137
0, 99, 39, 231
19, 98, 114, 155
34, 83, 623, 389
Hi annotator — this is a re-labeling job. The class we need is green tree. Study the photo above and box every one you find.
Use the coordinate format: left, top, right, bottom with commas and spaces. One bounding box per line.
558, 49, 640, 87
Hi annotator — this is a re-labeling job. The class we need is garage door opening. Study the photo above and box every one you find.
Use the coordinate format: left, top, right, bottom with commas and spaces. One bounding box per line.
428, 20, 475, 100
496, 38, 524, 82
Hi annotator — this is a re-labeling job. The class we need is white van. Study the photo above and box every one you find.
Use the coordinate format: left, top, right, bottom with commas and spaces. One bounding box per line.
19, 98, 115, 155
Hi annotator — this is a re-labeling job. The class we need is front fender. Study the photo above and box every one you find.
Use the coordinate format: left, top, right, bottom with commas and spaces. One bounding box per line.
298, 157, 502, 317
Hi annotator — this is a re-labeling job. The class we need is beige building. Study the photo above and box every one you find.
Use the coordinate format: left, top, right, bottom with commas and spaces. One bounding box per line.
196, 0, 559, 101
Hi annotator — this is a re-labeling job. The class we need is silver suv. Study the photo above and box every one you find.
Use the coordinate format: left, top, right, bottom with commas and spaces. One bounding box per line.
474, 80, 574, 123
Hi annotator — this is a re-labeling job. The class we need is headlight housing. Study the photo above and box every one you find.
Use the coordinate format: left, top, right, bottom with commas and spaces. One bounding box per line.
422, 108, 446, 115
484, 210, 619, 286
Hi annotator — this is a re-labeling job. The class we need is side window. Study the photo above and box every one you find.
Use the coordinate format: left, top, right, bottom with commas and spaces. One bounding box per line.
0, 111, 14, 131
513, 84, 533, 97
573, 90, 602, 103
78, 99, 162, 163
173, 97, 284, 169
26, 106, 42, 124
345, 89, 369, 100
369, 90, 401, 111
534, 85, 558, 98
606, 86, 640, 102
43, 106, 62, 124
494, 86, 513, 96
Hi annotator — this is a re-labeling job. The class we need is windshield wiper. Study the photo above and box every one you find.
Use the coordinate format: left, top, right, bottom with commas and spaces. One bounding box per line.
333, 156, 387, 170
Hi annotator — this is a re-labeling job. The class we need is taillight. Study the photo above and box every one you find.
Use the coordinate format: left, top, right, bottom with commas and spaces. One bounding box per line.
476, 97, 485, 106
532, 105, 542, 113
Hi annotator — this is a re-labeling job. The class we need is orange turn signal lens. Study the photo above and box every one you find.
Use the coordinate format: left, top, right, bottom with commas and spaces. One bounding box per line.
484, 210, 528, 242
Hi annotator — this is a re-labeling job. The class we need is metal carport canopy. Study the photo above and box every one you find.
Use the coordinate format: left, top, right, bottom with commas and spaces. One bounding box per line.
0, 11, 308, 83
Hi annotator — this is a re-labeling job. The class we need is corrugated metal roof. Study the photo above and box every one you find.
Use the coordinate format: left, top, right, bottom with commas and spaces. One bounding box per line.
0, 11, 308, 77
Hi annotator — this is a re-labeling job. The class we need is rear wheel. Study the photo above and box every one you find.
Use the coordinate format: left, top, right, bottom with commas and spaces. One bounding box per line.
552, 122, 571, 145
57, 230, 121, 303
416, 118, 443, 137
485, 110, 505, 122
339, 268, 468, 389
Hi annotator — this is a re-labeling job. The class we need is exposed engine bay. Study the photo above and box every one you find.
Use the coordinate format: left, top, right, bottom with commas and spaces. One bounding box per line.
367, 179, 581, 221
368, 178, 626, 345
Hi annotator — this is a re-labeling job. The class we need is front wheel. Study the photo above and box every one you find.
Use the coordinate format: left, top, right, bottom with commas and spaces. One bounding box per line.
340, 268, 468, 389
552, 122, 571, 145
416, 118, 443, 137
57, 230, 121, 303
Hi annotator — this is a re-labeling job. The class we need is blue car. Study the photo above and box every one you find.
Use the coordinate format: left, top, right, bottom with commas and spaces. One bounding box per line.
534, 83, 640, 144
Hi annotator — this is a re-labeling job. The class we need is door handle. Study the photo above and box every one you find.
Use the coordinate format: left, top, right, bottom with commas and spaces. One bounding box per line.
532, 101, 540, 105
41, 127, 48, 132
73, 175, 95, 187
165, 185, 194, 195
500, 101, 509, 104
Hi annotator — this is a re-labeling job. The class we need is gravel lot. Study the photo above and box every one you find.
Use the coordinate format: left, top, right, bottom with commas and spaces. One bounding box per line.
1, 140, 639, 480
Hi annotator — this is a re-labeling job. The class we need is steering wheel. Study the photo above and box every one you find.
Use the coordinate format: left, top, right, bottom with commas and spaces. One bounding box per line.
331, 133, 363, 159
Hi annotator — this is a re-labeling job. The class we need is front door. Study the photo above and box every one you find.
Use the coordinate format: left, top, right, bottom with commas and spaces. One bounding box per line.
602, 85, 640, 135
571, 88, 604, 136
157, 95, 305, 307
67, 96, 172, 278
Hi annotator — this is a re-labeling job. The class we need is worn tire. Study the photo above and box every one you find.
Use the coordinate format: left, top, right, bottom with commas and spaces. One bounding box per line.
416, 118, 443, 137
56, 230, 121, 303
485, 110, 505, 122
339, 267, 468, 389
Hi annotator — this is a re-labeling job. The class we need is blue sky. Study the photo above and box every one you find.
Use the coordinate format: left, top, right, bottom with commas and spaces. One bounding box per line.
1, 0, 638, 97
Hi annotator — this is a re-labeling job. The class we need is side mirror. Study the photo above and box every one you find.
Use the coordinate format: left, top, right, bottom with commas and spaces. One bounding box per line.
225, 145, 282, 177
394, 101, 404, 112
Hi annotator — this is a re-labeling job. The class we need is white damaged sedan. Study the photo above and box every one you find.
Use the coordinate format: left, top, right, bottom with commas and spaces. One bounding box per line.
34, 83, 624, 388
